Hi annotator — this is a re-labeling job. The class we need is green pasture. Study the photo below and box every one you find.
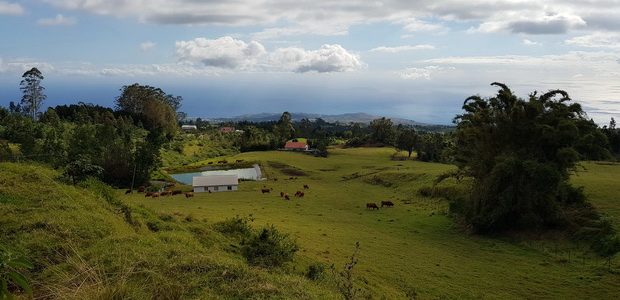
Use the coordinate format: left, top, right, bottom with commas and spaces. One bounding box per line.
123, 147, 620, 299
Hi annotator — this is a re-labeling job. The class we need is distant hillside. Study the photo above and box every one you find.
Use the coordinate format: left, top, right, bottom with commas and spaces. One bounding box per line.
205, 112, 435, 126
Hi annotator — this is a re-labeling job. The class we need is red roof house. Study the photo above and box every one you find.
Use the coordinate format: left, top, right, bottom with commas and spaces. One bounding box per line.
284, 141, 309, 151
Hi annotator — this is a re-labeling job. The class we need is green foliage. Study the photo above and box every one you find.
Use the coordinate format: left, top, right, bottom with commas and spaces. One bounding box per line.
396, 128, 418, 158
213, 215, 254, 237
241, 225, 299, 268
369, 117, 395, 145
63, 155, 104, 184
0, 245, 32, 298
306, 263, 326, 281
19, 67, 46, 120
115, 83, 179, 137
453, 83, 609, 233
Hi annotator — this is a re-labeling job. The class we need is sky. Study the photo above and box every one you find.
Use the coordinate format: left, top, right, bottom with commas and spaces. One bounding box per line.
0, 0, 619, 124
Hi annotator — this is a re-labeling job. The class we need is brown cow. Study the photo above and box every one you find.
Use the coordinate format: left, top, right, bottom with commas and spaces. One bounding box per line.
280, 191, 285, 197
261, 188, 271, 194
151, 192, 160, 198
381, 201, 394, 208
138, 186, 146, 193
208, 161, 214, 165
185, 192, 194, 198
284, 194, 290, 200
366, 203, 379, 210
299, 192, 304, 198
125, 189, 132, 195
303, 184, 310, 189
160, 191, 171, 196
172, 190, 183, 195
145, 192, 153, 197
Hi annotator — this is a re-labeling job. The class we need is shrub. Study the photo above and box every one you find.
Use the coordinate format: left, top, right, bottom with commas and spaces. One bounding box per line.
305, 263, 325, 281
214, 215, 253, 237
241, 225, 299, 268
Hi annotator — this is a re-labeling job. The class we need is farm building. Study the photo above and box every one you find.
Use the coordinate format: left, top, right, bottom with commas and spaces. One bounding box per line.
219, 127, 235, 133
192, 175, 239, 193
181, 125, 197, 131
284, 141, 309, 151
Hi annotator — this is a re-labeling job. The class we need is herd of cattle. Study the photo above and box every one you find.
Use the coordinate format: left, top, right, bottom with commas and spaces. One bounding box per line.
126, 180, 395, 210
125, 185, 194, 198
260, 183, 310, 201
260, 183, 395, 209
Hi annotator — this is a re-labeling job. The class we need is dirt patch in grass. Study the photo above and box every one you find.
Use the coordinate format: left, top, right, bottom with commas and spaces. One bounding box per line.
267, 161, 308, 177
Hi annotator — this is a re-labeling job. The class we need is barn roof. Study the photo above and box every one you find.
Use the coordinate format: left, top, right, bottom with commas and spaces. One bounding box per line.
192, 175, 238, 187
285, 141, 307, 149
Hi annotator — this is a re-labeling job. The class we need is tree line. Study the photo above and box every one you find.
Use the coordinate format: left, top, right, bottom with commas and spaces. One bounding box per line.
0, 68, 182, 187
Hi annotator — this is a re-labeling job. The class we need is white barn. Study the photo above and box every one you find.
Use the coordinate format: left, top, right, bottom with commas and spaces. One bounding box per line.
181, 125, 198, 131
192, 175, 238, 193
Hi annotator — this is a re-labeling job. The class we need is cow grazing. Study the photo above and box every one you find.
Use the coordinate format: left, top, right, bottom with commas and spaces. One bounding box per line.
160, 191, 171, 196
261, 188, 271, 194
296, 191, 304, 198
218, 160, 228, 164
208, 162, 214, 165
381, 201, 394, 208
151, 192, 160, 198
185, 192, 194, 198
172, 190, 183, 196
125, 189, 132, 195
366, 203, 379, 210
138, 186, 145, 193
303, 184, 310, 189
284, 194, 290, 200
280, 191, 285, 197
145, 192, 153, 197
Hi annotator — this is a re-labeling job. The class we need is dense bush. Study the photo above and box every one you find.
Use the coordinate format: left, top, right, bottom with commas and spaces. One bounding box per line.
453, 83, 610, 232
306, 263, 325, 281
241, 225, 299, 268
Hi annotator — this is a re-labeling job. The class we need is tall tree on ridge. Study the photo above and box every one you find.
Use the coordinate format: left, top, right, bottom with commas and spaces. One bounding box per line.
20, 67, 46, 120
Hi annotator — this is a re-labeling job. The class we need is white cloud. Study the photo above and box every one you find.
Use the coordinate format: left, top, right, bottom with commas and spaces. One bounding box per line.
140, 41, 156, 51
42, 0, 620, 37
522, 39, 541, 46
37, 14, 77, 26
399, 66, 454, 80
398, 18, 444, 32
176, 37, 267, 70
272, 44, 363, 73
370, 45, 435, 53
0, 1, 23, 15
176, 36, 363, 73
566, 32, 620, 49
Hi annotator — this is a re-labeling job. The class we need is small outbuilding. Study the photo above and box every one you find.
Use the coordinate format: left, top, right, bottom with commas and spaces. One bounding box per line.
219, 127, 235, 133
284, 141, 309, 151
181, 125, 198, 131
192, 175, 239, 193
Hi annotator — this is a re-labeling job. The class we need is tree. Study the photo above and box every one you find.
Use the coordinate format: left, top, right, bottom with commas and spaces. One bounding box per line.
115, 84, 179, 137
274, 112, 295, 144
396, 128, 417, 157
20, 68, 46, 120
369, 117, 395, 145
64, 156, 104, 185
453, 83, 607, 232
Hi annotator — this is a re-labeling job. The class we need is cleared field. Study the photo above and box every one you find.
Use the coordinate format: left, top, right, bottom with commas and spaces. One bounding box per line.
127, 148, 620, 299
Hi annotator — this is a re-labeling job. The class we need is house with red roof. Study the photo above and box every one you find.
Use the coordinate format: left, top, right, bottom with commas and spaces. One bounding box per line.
284, 141, 309, 151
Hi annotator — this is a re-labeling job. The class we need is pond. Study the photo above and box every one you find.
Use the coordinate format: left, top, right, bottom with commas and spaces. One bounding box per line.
170, 164, 263, 185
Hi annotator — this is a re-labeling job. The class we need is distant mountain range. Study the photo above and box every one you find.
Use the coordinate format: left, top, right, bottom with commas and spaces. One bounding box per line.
204, 112, 438, 126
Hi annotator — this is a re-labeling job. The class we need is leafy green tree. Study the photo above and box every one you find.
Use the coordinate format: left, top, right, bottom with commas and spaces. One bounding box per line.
396, 128, 418, 157
274, 112, 295, 145
19, 68, 46, 120
453, 83, 607, 232
64, 156, 104, 185
369, 117, 395, 145
115, 83, 179, 137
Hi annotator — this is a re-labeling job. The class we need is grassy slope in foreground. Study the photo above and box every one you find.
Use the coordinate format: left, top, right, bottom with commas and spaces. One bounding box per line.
133, 147, 620, 299
0, 163, 336, 299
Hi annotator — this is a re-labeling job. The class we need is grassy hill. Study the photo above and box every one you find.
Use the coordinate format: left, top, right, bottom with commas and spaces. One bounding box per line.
0, 163, 336, 299
2, 148, 619, 299
128, 147, 620, 299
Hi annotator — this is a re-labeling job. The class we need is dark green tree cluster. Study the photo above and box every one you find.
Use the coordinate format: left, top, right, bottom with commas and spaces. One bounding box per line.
0, 70, 180, 187
602, 118, 620, 158
453, 83, 611, 232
